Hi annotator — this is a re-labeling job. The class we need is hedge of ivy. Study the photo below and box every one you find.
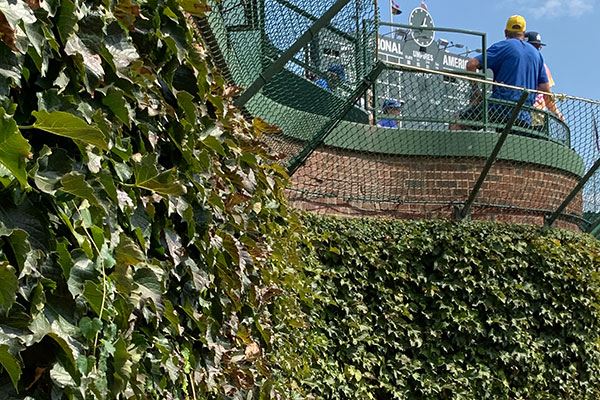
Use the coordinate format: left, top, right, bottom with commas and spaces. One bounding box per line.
286, 214, 600, 399
0, 0, 301, 398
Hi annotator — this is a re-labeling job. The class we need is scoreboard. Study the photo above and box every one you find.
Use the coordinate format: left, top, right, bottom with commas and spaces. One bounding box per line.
373, 7, 477, 129
377, 36, 470, 71
377, 7, 471, 72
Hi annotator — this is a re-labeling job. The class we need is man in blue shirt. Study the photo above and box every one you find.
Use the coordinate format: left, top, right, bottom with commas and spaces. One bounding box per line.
378, 99, 404, 128
455, 15, 552, 129
315, 64, 347, 92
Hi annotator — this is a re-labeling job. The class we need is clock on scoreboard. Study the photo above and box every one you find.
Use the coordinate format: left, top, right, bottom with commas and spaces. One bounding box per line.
408, 7, 434, 48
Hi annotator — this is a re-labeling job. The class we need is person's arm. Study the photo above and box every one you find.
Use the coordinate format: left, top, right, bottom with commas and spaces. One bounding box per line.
466, 57, 482, 104
466, 57, 481, 72
538, 82, 564, 121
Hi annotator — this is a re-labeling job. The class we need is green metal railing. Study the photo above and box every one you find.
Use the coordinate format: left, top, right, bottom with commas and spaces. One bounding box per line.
197, 0, 600, 233
372, 64, 571, 146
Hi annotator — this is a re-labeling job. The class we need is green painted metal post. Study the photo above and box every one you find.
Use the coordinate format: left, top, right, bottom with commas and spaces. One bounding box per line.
259, 0, 268, 70
481, 34, 488, 131
354, 0, 361, 83
372, 76, 378, 125
234, 0, 352, 108
457, 91, 529, 220
546, 158, 600, 227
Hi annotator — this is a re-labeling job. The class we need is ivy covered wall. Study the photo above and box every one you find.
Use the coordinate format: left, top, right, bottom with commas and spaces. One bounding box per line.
0, 0, 301, 398
273, 215, 600, 399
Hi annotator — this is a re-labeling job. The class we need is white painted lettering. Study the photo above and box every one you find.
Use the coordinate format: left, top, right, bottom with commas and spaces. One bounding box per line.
412, 50, 433, 62
442, 54, 467, 70
378, 38, 403, 57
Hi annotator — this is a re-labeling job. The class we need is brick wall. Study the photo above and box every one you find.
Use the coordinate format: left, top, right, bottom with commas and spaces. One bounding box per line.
287, 146, 583, 231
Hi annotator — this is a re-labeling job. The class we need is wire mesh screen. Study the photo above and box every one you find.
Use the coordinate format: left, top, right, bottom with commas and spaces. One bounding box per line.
201, 0, 377, 166
288, 64, 600, 230
198, 1, 600, 231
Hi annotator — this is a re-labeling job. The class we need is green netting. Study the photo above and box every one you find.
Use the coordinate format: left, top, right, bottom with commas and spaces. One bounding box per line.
198, 1, 600, 232
201, 0, 377, 164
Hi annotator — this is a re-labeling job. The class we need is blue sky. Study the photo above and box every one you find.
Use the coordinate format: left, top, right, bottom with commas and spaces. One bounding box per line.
380, 0, 599, 100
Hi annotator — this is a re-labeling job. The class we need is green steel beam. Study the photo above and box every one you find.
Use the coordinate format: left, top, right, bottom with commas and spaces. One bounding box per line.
457, 91, 529, 220
377, 21, 486, 37
234, 0, 351, 108
546, 157, 600, 227
287, 61, 386, 176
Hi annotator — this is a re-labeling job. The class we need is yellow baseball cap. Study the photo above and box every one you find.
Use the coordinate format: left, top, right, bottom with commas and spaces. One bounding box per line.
505, 15, 526, 32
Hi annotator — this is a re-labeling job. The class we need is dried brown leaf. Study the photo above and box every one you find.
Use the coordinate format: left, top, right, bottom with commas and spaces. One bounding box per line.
244, 342, 260, 362
0, 12, 17, 51
24, 0, 40, 10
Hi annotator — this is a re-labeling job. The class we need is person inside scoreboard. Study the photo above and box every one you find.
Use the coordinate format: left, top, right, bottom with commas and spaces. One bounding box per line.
315, 64, 347, 92
378, 99, 405, 128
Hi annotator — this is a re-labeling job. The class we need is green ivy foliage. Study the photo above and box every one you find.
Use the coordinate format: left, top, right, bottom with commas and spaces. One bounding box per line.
0, 0, 299, 398
291, 214, 600, 399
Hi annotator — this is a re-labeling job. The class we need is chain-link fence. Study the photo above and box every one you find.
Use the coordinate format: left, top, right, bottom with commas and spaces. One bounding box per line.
288, 64, 598, 229
198, 0, 600, 232
199, 0, 377, 165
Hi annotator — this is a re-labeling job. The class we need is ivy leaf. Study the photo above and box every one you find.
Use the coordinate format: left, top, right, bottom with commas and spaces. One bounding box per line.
50, 362, 76, 390
177, 0, 211, 17
0, 223, 30, 274
130, 203, 151, 250
6, 229, 29, 274
0, 0, 36, 27
36, 89, 77, 114
177, 90, 197, 122
60, 171, 101, 207
0, 198, 50, 252
56, 238, 72, 281
133, 266, 162, 304
0, 108, 30, 187
105, 21, 139, 70
42, 24, 59, 52
0, 45, 20, 84
99, 169, 118, 203
0, 262, 17, 315
115, 234, 145, 266
82, 281, 114, 320
66, 254, 97, 297
75, 354, 94, 376
78, 317, 102, 341
163, 299, 181, 334
23, 21, 44, 59
0, 345, 21, 390
34, 147, 73, 195
56, 0, 77, 45
132, 154, 186, 195
114, 0, 140, 31
101, 88, 131, 128
29, 304, 82, 368
203, 135, 225, 157
77, 13, 104, 55
113, 336, 132, 382
32, 110, 109, 151
164, 228, 183, 266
